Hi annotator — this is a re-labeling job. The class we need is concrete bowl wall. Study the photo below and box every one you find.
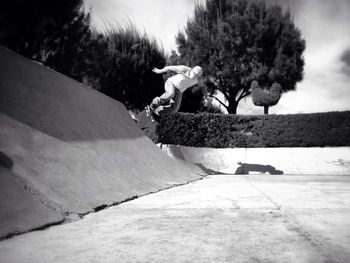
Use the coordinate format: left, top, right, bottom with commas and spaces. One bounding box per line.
160, 145, 350, 175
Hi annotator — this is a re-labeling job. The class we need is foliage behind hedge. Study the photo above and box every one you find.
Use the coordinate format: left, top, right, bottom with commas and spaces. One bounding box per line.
155, 111, 350, 148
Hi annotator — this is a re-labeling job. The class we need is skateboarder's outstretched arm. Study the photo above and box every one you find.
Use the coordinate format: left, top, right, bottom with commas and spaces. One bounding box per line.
152, 65, 191, 75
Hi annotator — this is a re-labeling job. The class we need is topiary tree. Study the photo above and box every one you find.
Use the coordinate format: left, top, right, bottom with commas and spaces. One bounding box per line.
251, 80, 281, 114
173, 0, 305, 114
98, 24, 167, 111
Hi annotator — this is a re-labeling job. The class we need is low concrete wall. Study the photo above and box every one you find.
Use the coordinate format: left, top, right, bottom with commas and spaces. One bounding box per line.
160, 145, 350, 175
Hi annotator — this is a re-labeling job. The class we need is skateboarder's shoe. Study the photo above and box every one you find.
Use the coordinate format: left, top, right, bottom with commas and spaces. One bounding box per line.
151, 110, 161, 123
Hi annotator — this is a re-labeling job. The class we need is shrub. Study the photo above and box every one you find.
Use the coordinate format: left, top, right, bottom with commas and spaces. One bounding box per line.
154, 111, 350, 148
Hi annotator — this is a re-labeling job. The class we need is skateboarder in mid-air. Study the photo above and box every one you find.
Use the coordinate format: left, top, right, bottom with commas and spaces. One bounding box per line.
146, 65, 203, 123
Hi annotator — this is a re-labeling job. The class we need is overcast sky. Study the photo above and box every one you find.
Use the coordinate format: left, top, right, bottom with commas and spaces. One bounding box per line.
84, 0, 350, 115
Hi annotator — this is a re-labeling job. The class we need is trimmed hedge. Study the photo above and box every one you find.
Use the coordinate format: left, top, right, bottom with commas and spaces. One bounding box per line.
155, 111, 350, 148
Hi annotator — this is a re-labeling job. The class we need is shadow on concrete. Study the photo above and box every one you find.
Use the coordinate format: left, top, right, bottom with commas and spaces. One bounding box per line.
235, 162, 284, 175
193, 163, 233, 175
0, 151, 13, 169
194, 163, 222, 175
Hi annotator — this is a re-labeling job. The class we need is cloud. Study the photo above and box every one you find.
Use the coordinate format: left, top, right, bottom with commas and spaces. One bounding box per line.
342, 49, 350, 65
341, 48, 350, 75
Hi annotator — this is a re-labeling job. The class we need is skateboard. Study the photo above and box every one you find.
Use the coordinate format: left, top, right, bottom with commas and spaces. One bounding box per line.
145, 105, 160, 123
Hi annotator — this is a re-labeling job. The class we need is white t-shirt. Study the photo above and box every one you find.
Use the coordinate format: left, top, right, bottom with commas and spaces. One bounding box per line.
168, 73, 198, 92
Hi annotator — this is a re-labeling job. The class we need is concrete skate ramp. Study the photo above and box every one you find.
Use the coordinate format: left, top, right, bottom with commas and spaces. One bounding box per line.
0, 47, 203, 238
0, 166, 63, 238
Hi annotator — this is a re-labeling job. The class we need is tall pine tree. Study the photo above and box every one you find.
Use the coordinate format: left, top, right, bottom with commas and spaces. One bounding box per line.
98, 24, 167, 111
174, 0, 305, 113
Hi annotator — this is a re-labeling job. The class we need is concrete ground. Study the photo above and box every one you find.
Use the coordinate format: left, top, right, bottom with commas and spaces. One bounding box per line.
1, 174, 349, 263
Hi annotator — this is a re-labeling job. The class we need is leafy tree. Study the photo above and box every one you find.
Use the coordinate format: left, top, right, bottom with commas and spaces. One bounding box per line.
174, 0, 305, 113
80, 31, 110, 90
0, 0, 83, 59
98, 24, 166, 110
44, 11, 95, 82
0, 0, 96, 82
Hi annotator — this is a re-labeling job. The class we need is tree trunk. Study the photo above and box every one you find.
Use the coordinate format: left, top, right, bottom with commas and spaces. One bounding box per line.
228, 101, 238, 114
264, 105, 269, 115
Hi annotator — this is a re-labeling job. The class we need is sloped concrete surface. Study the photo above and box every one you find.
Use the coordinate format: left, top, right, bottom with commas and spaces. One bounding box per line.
0, 174, 349, 263
0, 47, 203, 238
0, 167, 63, 238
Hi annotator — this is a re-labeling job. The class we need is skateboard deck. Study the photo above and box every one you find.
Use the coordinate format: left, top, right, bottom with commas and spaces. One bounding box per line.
145, 105, 160, 123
